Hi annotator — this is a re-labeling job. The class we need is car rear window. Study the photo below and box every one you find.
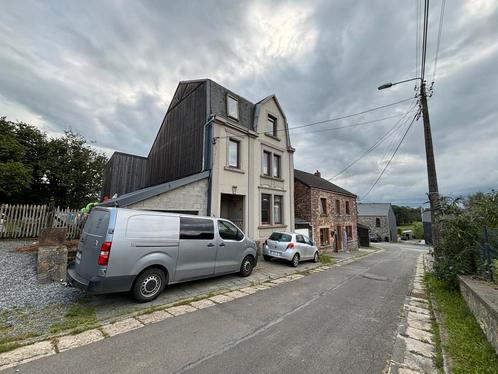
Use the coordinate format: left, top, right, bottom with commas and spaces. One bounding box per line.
83, 209, 110, 237
269, 232, 292, 242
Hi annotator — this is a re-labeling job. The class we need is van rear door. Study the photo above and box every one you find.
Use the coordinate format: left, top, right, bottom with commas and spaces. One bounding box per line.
75, 208, 112, 280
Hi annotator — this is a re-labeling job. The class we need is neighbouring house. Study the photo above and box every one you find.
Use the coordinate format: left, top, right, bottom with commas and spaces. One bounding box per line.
101, 79, 295, 246
294, 169, 358, 252
358, 203, 397, 242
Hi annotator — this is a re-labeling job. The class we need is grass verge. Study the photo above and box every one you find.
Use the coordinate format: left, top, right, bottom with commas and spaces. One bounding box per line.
425, 273, 498, 373
49, 301, 97, 334
319, 253, 332, 264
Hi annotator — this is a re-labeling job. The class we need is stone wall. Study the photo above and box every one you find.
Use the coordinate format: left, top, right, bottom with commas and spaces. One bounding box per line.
309, 189, 358, 252
358, 215, 390, 241
459, 275, 498, 354
129, 178, 208, 215
294, 180, 311, 222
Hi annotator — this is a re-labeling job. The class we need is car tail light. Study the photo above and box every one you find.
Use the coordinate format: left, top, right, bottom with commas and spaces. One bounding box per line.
287, 243, 295, 249
98, 241, 112, 266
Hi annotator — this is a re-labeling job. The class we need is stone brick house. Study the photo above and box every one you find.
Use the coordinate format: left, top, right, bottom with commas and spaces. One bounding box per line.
294, 169, 358, 252
357, 203, 397, 242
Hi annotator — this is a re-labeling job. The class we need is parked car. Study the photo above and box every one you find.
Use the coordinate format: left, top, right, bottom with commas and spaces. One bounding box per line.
369, 233, 381, 242
67, 207, 257, 302
263, 232, 319, 267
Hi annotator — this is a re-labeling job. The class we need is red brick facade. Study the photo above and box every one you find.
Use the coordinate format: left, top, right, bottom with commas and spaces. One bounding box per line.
294, 179, 358, 252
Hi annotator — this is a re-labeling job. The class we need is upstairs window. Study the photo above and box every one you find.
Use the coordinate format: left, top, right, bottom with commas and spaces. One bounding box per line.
320, 198, 327, 215
376, 218, 381, 227
335, 199, 341, 214
345, 201, 350, 215
228, 139, 240, 168
267, 115, 277, 136
227, 95, 239, 120
272, 154, 281, 178
262, 151, 271, 176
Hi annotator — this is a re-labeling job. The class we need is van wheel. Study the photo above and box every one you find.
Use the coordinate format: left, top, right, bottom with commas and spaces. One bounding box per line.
290, 254, 299, 267
239, 256, 254, 277
132, 268, 166, 303
313, 252, 319, 263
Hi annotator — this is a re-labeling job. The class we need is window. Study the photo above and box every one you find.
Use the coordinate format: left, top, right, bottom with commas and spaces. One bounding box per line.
227, 95, 238, 120
126, 214, 177, 239
296, 234, 306, 244
273, 195, 283, 224
335, 200, 341, 214
346, 226, 353, 239
376, 218, 381, 227
320, 198, 327, 215
218, 220, 243, 241
262, 151, 271, 176
180, 217, 214, 240
272, 154, 281, 178
319, 228, 330, 246
267, 115, 277, 136
269, 232, 292, 242
228, 139, 239, 168
261, 194, 271, 224
345, 201, 350, 215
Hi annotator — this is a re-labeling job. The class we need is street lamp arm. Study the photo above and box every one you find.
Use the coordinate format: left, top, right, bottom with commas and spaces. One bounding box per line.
377, 77, 422, 90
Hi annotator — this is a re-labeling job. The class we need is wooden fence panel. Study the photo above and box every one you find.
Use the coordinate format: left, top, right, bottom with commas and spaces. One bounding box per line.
0, 204, 82, 239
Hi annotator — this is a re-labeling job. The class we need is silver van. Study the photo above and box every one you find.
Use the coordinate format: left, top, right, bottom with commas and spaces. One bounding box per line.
67, 207, 257, 302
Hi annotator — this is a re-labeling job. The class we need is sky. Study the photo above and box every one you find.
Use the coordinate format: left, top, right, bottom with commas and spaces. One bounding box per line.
1, 0, 497, 207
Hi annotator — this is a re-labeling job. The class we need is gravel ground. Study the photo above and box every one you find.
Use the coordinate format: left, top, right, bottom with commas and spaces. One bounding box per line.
0, 240, 85, 340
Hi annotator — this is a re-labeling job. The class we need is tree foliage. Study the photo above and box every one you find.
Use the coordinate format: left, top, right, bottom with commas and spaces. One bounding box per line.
392, 205, 422, 225
0, 116, 108, 208
434, 191, 498, 288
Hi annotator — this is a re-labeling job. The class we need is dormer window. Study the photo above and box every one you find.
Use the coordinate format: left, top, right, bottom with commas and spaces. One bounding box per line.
227, 95, 239, 120
267, 114, 277, 136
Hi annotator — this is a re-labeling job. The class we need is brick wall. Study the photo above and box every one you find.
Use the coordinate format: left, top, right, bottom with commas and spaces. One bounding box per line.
294, 179, 311, 221
308, 188, 358, 252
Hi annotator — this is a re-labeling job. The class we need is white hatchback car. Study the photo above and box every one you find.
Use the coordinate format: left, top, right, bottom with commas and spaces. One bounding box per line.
263, 232, 320, 267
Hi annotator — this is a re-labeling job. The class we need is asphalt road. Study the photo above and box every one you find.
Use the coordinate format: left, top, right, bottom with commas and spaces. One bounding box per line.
10, 243, 425, 374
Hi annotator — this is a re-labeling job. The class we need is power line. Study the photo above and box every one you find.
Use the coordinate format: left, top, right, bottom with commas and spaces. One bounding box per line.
420, 0, 430, 81
432, 0, 446, 83
361, 113, 418, 200
328, 101, 418, 180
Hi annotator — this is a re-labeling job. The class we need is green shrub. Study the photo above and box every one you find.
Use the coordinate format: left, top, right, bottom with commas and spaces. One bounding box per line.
412, 221, 424, 239
493, 259, 498, 284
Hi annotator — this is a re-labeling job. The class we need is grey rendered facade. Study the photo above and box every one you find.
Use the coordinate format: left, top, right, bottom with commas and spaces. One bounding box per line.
357, 203, 397, 242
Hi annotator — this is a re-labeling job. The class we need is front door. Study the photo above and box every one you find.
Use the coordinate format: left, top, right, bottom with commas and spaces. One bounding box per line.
336, 226, 342, 250
175, 217, 217, 281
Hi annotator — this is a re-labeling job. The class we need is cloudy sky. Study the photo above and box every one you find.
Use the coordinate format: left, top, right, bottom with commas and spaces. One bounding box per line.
1, 0, 497, 206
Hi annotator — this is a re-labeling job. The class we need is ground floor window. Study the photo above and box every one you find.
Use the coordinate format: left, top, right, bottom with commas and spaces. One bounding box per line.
319, 227, 330, 246
261, 193, 284, 225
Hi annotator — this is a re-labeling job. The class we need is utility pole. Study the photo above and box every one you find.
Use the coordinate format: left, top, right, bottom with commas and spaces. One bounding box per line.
419, 81, 441, 255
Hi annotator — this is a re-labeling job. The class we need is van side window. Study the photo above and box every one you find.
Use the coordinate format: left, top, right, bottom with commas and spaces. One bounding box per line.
218, 220, 243, 241
126, 215, 178, 239
180, 217, 214, 240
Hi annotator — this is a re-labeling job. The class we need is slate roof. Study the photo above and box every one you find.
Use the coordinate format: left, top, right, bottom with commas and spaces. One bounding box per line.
294, 169, 356, 197
357, 203, 392, 216
100, 171, 209, 208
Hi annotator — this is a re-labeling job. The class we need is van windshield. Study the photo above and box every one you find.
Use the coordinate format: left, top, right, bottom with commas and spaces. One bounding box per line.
83, 209, 110, 236
269, 232, 292, 242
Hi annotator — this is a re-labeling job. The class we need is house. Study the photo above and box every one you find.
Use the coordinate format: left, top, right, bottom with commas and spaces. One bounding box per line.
357, 203, 397, 242
294, 169, 358, 252
101, 79, 295, 245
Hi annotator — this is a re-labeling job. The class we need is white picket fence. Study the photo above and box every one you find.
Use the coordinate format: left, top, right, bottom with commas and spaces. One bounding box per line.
0, 204, 82, 239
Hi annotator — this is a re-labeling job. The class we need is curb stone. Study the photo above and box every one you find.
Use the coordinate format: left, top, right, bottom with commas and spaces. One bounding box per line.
0, 248, 381, 371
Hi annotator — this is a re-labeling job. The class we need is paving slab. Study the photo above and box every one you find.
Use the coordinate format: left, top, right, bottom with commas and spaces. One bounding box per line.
137, 310, 173, 324
404, 305, 431, 316
209, 294, 234, 304
57, 329, 104, 352
101, 318, 143, 337
407, 318, 433, 333
401, 336, 435, 358
190, 299, 216, 309
239, 287, 258, 294
0, 341, 55, 370
404, 326, 434, 344
402, 350, 436, 373
224, 290, 248, 299
166, 305, 197, 316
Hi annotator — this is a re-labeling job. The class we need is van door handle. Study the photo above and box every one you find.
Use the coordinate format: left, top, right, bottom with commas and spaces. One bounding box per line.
219, 243, 226, 247
207, 243, 215, 247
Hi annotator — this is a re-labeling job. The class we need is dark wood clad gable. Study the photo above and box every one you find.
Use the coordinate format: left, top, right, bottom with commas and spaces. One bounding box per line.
101, 152, 147, 198
146, 81, 207, 186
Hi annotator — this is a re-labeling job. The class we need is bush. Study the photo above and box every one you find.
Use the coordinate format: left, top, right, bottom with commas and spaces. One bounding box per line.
412, 221, 424, 239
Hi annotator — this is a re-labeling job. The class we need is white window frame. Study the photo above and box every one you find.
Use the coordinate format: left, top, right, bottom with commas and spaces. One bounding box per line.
226, 94, 239, 120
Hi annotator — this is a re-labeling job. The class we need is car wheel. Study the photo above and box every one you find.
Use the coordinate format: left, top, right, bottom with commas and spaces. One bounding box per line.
291, 254, 299, 267
313, 251, 319, 263
239, 256, 254, 277
263, 255, 271, 261
132, 268, 166, 303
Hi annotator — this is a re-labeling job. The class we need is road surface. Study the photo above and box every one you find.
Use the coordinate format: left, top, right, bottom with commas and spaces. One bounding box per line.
9, 243, 425, 374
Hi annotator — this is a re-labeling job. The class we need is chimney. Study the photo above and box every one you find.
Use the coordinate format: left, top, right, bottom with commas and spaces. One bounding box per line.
314, 170, 321, 178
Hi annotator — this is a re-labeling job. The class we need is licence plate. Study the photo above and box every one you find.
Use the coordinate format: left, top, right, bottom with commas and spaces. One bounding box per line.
270, 251, 279, 256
